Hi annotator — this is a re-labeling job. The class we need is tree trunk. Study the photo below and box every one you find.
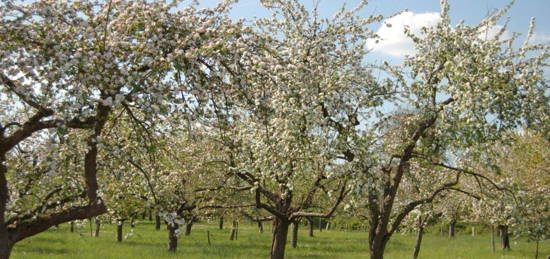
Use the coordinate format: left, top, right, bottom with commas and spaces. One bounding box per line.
535, 239, 539, 259
89, 218, 93, 236
117, 220, 124, 242
95, 219, 101, 237
148, 209, 152, 221
235, 221, 239, 240
0, 159, 12, 259
219, 216, 224, 230
412, 225, 424, 259
229, 220, 238, 240
155, 213, 161, 231
271, 217, 290, 259
491, 226, 495, 253
369, 238, 388, 259
258, 221, 264, 233
291, 221, 299, 248
130, 217, 135, 228
498, 225, 510, 250
449, 221, 456, 238
368, 222, 390, 259
0, 241, 12, 259
167, 224, 178, 252
307, 217, 314, 237
70, 221, 75, 233
185, 222, 193, 236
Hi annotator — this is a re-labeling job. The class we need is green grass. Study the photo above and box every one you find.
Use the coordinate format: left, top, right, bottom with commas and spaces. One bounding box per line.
11, 221, 548, 259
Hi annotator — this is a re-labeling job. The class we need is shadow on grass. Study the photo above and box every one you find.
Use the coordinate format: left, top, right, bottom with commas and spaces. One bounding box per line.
15, 245, 70, 255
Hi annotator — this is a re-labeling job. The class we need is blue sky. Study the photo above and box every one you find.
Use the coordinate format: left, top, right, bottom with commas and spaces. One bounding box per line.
199, 0, 550, 60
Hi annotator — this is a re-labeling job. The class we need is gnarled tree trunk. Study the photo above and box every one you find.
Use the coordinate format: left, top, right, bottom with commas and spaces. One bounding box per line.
185, 221, 193, 236
117, 220, 124, 242
491, 226, 495, 253
535, 239, 539, 259
95, 219, 101, 237
229, 220, 238, 240
291, 221, 299, 248
219, 216, 224, 230
130, 217, 135, 228
306, 217, 314, 237
271, 217, 290, 259
258, 221, 264, 233
0, 186, 12, 259
449, 220, 456, 238
0, 240, 12, 259
155, 213, 161, 231
167, 224, 178, 252
412, 217, 425, 259
369, 232, 389, 259
498, 225, 510, 250
70, 221, 75, 232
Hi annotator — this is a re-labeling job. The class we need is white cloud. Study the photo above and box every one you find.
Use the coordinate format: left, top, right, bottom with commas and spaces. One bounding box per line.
368, 12, 514, 58
477, 24, 511, 41
367, 11, 441, 57
531, 32, 550, 44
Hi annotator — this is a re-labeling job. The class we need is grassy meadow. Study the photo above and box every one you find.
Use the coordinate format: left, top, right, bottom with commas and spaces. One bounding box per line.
11, 221, 548, 259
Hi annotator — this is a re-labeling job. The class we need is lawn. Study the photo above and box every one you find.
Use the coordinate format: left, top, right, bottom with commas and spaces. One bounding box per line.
11, 220, 547, 259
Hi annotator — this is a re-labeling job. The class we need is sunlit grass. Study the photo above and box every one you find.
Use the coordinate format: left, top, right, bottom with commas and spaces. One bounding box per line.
11, 220, 547, 259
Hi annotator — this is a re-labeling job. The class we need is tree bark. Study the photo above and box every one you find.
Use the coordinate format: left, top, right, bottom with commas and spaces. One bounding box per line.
491, 226, 495, 253
498, 225, 510, 250
369, 238, 388, 259
291, 221, 299, 248
117, 220, 124, 242
95, 219, 100, 237
412, 220, 424, 259
219, 216, 224, 230
185, 222, 193, 236
0, 242, 12, 259
535, 239, 539, 259
449, 220, 456, 238
0, 158, 11, 259
271, 217, 290, 259
229, 220, 237, 240
167, 224, 178, 252
148, 209, 152, 221
307, 217, 314, 237
70, 221, 75, 233
258, 221, 264, 233
235, 221, 239, 240
155, 213, 161, 231
368, 221, 390, 259
89, 218, 93, 236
